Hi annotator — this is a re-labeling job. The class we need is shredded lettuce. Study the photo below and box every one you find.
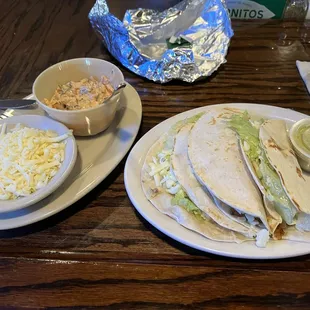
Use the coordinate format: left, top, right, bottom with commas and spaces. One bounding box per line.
229, 112, 262, 162
171, 189, 206, 220
229, 112, 297, 225
148, 113, 206, 221
165, 113, 204, 151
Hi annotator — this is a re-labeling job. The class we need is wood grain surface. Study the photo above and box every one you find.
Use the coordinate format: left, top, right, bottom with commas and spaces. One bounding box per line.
1, 0, 310, 309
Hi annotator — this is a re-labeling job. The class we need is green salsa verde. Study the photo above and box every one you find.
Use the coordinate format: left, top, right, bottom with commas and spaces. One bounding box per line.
293, 124, 310, 153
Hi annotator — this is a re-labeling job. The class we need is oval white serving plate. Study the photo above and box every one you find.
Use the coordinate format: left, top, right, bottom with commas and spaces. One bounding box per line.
125, 103, 310, 260
0, 83, 142, 230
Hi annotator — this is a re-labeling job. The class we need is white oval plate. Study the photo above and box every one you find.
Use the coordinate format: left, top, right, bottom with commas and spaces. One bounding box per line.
125, 103, 310, 259
0, 83, 142, 230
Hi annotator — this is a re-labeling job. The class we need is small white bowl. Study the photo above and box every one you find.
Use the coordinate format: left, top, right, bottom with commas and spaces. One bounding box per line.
33, 58, 125, 136
289, 118, 310, 172
0, 115, 77, 213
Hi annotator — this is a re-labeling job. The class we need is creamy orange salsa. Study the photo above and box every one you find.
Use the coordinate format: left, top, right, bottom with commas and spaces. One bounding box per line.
44, 76, 114, 110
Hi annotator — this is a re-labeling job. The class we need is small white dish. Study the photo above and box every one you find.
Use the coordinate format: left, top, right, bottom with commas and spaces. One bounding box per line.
289, 118, 310, 172
0, 115, 77, 214
125, 103, 310, 260
33, 58, 125, 136
0, 83, 142, 229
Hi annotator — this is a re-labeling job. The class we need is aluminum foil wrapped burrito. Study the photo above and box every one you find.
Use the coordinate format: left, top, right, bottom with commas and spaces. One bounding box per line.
89, 0, 233, 83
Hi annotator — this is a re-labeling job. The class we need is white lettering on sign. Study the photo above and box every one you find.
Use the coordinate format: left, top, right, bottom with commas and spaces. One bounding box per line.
227, 0, 275, 19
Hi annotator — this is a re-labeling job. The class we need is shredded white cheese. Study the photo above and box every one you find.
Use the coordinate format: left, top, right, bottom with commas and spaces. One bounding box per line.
0, 123, 71, 200
255, 229, 270, 248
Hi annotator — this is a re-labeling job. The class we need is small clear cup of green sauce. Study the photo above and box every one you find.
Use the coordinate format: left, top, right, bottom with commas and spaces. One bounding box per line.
289, 118, 310, 172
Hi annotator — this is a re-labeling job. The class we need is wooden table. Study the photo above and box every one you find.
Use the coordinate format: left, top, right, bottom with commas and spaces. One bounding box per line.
1, 1, 310, 309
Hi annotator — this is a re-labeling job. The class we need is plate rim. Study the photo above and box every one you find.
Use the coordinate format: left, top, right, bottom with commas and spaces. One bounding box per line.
124, 103, 310, 260
0, 82, 142, 230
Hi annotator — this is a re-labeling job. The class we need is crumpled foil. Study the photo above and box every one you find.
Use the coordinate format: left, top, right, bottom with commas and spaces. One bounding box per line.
89, 0, 233, 83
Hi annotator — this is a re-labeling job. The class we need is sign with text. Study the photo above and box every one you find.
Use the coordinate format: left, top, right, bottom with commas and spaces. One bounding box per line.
227, 0, 287, 19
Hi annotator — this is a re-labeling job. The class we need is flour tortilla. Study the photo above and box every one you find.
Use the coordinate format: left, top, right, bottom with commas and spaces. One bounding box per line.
171, 123, 256, 238
239, 141, 282, 234
283, 226, 310, 243
259, 120, 310, 214
141, 125, 248, 243
212, 195, 260, 231
188, 108, 270, 231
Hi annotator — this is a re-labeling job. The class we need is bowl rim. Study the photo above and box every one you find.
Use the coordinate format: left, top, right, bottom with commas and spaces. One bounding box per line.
0, 115, 77, 213
289, 118, 310, 159
32, 57, 125, 114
